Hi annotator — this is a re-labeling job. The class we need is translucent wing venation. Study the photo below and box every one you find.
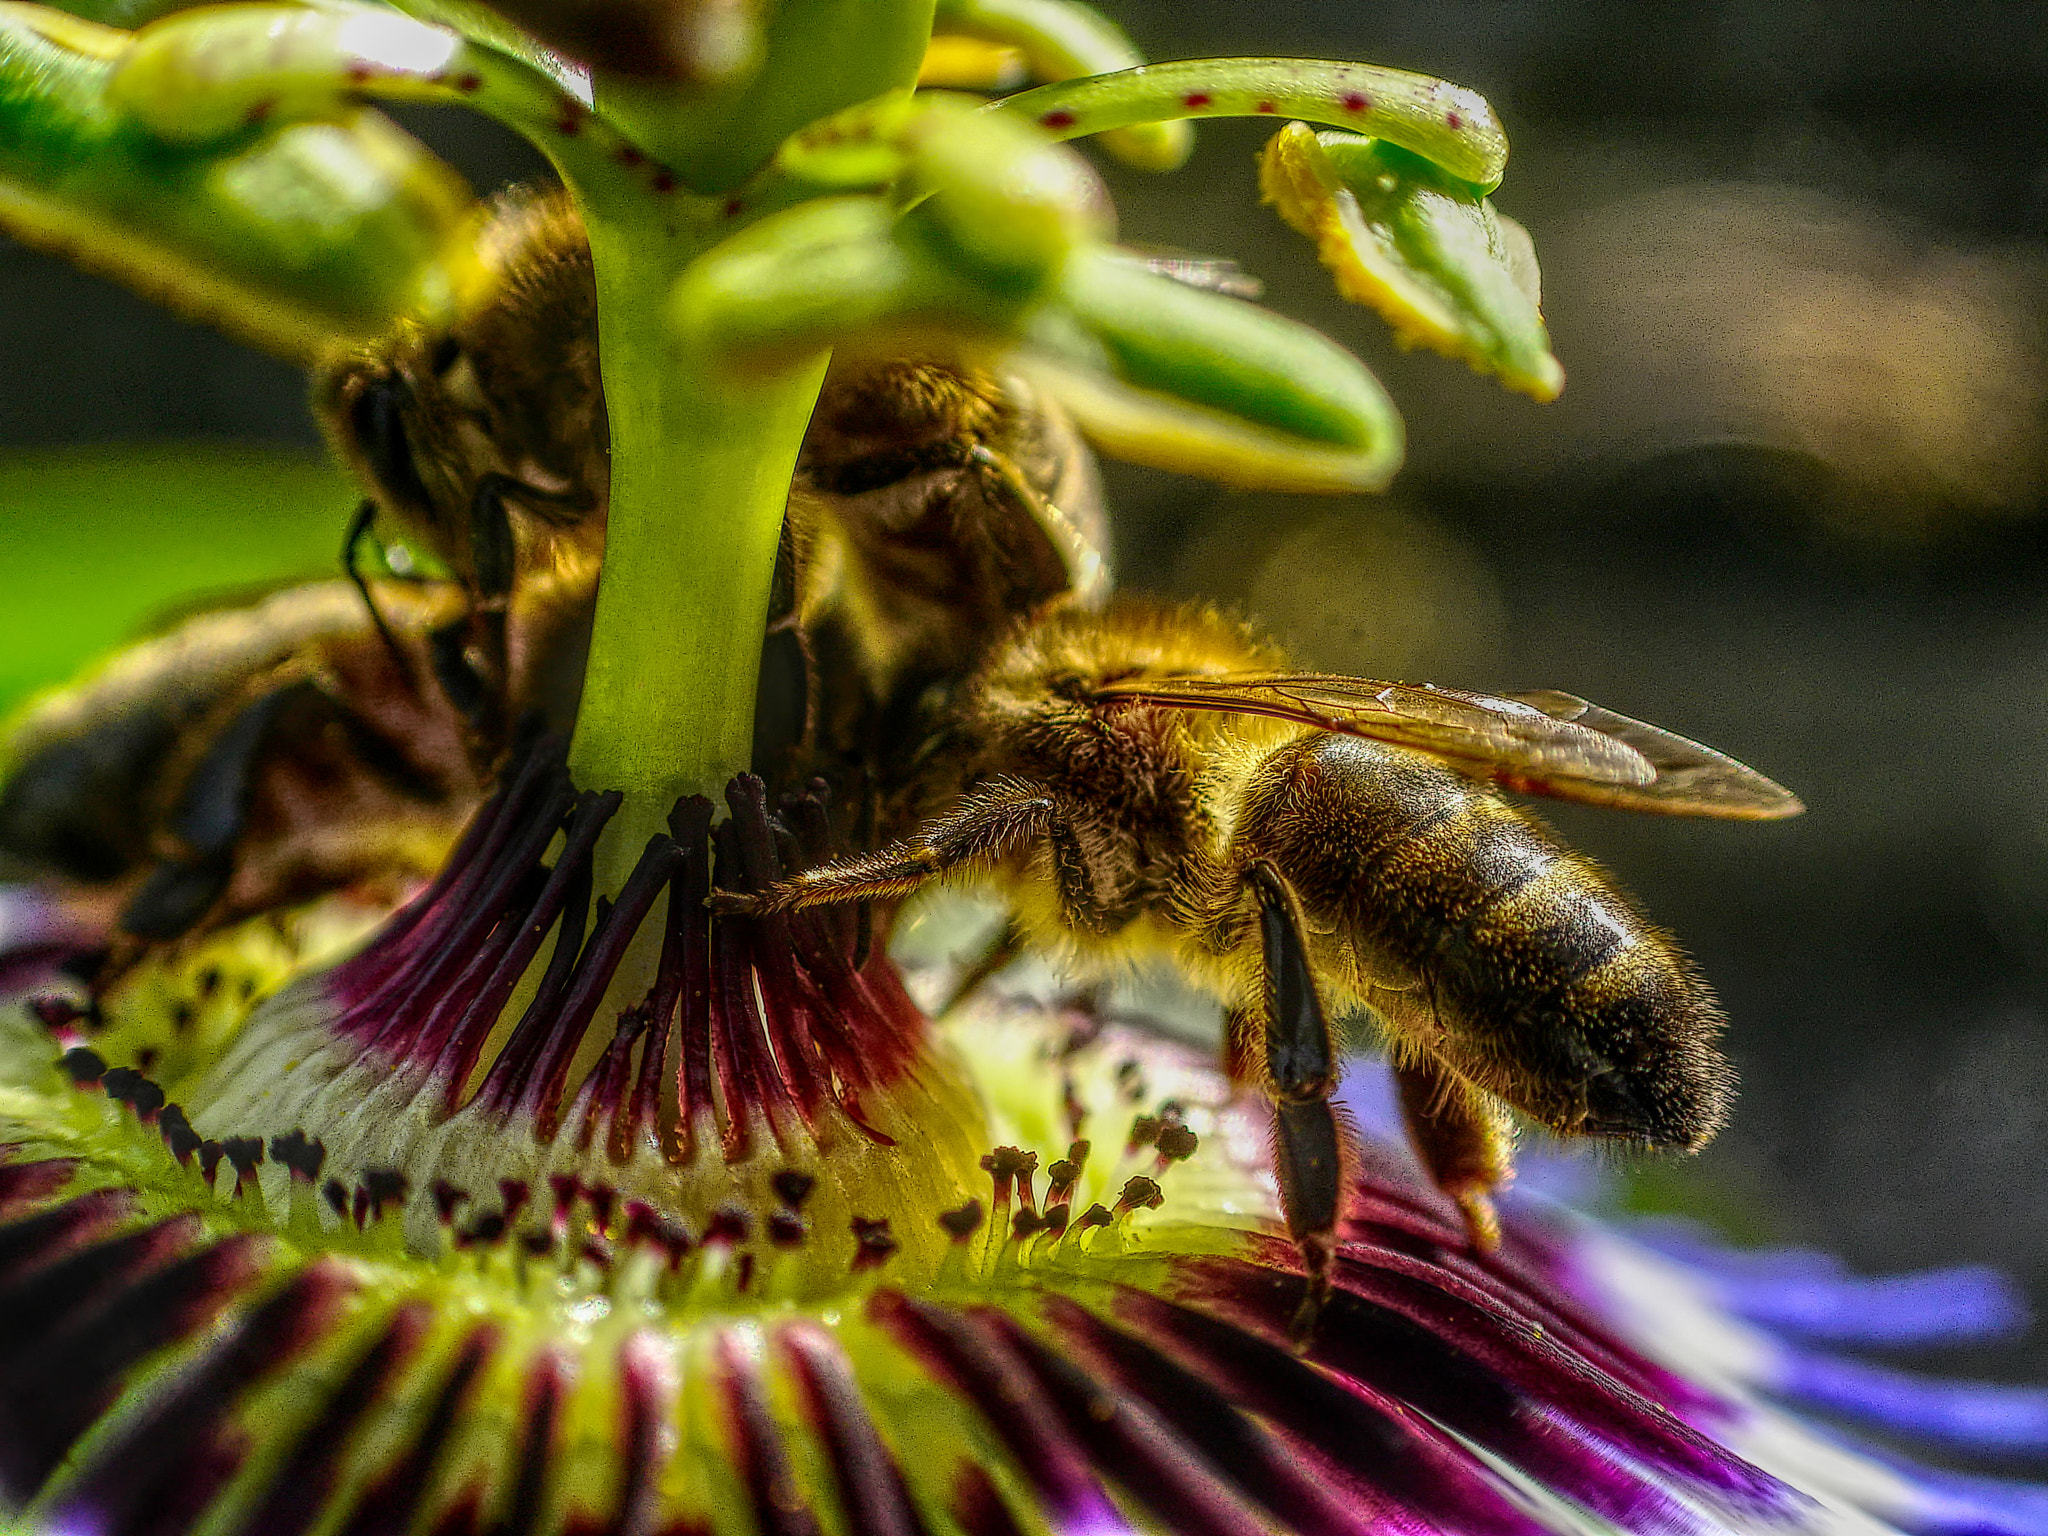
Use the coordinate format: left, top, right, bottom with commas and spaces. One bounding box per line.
1502, 689, 1805, 819
1091, 673, 1803, 820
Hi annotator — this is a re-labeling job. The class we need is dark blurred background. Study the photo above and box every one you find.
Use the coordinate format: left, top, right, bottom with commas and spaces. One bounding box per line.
5, 0, 2048, 1431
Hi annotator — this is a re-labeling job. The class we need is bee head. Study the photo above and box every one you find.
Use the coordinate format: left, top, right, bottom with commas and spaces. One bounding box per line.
341, 365, 436, 520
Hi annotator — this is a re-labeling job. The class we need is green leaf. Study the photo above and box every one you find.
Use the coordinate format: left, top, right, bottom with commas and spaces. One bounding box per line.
0, 2, 478, 360
993, 55, 1508, 191
1027, 248, 1404, 492
1261, 122, 1562, 402
671, 105, 1105, 361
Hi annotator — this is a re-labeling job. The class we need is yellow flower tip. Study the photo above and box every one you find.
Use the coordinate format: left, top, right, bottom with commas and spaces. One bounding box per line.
0, 3, 128, 61
919, 34, 1028, 92
1260, 119, 1564, 405
1102, 117, 1194, 173
1510, 352, 1566, 404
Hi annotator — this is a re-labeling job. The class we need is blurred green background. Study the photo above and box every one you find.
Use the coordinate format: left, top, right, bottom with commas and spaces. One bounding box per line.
0, 449, 347, 718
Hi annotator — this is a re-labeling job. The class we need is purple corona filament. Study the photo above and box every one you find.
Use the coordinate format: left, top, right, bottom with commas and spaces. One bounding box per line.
313, 741, 928, 1166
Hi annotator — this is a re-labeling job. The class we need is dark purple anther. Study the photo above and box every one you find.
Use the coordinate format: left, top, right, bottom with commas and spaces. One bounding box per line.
851, 1217, 898, 1271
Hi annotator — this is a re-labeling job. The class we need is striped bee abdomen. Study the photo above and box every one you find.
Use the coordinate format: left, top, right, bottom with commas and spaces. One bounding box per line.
1236, 733, 1733, 1150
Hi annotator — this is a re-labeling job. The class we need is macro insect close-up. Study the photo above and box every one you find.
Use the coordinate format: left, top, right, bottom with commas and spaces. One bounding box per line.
1, 2, 2047, 1534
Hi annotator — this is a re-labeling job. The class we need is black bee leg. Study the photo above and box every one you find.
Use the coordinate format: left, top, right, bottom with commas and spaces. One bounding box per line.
966, 444, 1102, 606
1392, 1056, 1513, 1251
427, 619, 494, 735
469, 474, 519, 605
465, 475, 521, 738
118, 681, 318, 941
935, 915, 1027, 1017
1246, 860, 1343, 1345
341, 500, 412, 680
719, 780, 1075, 915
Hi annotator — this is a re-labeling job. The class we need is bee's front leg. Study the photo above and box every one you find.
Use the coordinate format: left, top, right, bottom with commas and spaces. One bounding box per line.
1244, 860, 1343, 1345
1391, 1054, 1513, 1250
715, 778, 1071, 914
341, 500, 412, 681
964, 444, 1098, 607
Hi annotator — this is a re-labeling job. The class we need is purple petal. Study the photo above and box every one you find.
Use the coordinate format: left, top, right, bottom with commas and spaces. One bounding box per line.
1109, 1285, 1558, 1536
1040, 1293, 1431, 1536
333, 1326, 499, 1534
871, 1293, 1134, 1536
228, 1305, 432, 1536
949, 1462, 1028, 1536
0, 1223, 265, 1499
987, 1309, 1278, 1536
0, 1187, 133, 1285
783, 1324, 930, 1536
720, 1330, 826, 1536
42, 1261, 354, 1536
1631, 1221, 2028, 1348
1769, 1349, 2048, 1457
1180, 1251, 1800, 1532
1886, 1458, 2048, 1536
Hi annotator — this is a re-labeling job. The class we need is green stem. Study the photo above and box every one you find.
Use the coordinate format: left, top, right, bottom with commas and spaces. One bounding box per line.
567, 213, 828, 836
562, 2, 937, 850
991, 57, 1508, 190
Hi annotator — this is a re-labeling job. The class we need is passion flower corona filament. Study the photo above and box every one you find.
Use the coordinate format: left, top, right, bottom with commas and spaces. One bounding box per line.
1, 751, 2045, 1536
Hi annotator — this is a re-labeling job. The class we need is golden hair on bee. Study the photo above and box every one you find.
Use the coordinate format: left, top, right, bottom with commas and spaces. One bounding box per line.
728, 593, 1797, 1327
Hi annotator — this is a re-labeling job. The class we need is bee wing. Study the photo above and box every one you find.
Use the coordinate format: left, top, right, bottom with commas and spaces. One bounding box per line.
1092, 674, 1802, 820
1501, 689, 1804, 819
1122, 246, 1267, 301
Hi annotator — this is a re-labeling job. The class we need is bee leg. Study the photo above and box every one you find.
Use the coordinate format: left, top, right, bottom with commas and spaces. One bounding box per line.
935, 916, 1027, 1017
721, 780, 1075, 915
1246, 861, 1343, 1345
118, 681, 318, 941
427, 619, 494, 735
1391, 1056, 1513, 1251
340, 500, 412, 682
966, 444, 1103, 605
463, 475, 522, 739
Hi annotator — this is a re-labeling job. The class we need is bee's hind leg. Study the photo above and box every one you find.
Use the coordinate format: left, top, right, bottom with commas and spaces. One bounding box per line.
1391, 1055, 1513, 1251
1245, 860, 1344, 1345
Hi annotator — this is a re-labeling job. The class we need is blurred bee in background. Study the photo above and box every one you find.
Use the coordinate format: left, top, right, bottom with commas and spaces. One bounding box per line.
317, 185, 1108, 761
316, 192, 605, 740
0, 579, 496, 957
0, 186, 1109, 962
728, 600, 1802, 1316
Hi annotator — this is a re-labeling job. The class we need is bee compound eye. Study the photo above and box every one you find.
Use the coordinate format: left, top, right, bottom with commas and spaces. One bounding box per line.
348, 372, 435, 514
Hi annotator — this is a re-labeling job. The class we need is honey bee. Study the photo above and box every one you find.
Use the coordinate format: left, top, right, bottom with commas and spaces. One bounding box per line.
316, 185, 1108, 752
0, 577, 538, 952
0, 181, 1109, 958
726, 600, 1803, 1313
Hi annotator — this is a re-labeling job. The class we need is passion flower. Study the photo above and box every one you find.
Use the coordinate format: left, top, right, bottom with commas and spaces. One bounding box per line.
1, 746, 2043, 1536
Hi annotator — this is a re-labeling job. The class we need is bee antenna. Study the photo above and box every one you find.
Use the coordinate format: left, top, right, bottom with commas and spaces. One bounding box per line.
342, 500, 414, 684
